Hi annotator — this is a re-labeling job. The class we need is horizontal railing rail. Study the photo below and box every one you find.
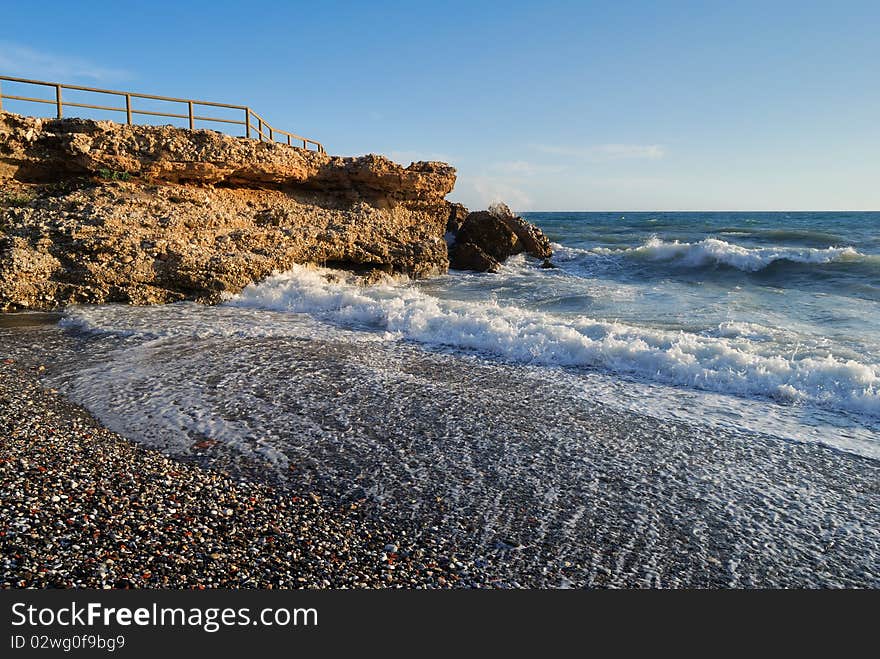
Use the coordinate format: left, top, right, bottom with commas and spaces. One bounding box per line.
0, 75, 324, 153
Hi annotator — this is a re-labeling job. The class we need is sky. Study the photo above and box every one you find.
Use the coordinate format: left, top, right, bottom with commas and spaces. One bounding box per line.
1, 0, 878, 211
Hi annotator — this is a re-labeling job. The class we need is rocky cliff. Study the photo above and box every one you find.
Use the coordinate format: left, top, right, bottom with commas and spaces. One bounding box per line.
0, 112, 550, 311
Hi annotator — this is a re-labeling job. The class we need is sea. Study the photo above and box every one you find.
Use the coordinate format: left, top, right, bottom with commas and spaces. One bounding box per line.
30, 211, 878, 464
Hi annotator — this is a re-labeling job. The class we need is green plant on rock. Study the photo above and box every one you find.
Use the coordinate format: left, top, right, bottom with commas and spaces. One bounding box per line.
97, 168, 133, 182
0, 190, 36, 207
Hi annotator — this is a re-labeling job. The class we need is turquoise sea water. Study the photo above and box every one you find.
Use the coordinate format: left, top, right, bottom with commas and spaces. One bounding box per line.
414, 211, 880, 454
531, 211, 879, 340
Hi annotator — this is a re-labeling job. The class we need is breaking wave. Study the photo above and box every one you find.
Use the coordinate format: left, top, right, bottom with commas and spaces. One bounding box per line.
219, 265, 880, 418
593, 237, 864, 272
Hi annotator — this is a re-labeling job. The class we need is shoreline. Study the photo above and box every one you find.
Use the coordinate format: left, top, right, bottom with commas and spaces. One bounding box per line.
1, 317, 878, 589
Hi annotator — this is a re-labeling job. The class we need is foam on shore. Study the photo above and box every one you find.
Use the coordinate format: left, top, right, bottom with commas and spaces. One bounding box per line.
217, 265, 880, 418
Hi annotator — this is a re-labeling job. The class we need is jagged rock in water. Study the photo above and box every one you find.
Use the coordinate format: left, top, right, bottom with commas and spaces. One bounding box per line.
455, 212, 520, 263
448, 241, 501, 273
488, 202, 552, 260
448, 201, 552, 272
0, 112, 459, 310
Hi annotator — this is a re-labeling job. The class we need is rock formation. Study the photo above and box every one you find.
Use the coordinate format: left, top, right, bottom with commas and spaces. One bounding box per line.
0, 113, 457, 310
0, 112, 552, 310
445, 202, 470, 235
447, 202, 553, 273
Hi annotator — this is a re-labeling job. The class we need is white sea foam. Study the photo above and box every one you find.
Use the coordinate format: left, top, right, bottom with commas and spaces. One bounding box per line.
710, 321, 790, 342
593, 237, 862, 272
218, 265, 880, 417
551, 243, 595, 261
58, 302, 389, 344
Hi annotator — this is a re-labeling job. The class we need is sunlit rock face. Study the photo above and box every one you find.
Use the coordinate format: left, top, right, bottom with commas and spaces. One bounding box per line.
0, 112, 459, 309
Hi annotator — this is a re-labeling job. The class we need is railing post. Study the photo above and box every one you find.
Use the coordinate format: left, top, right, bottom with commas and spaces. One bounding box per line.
303, 139, 307, 149
188, 101, 194, 130
55, 84, 62, 118
269, 127, 273, 142
0, 80, 3, 112
287, 135, 291, 146
244, 108, 250, 138
125, 94, 132, 124
257, 118, 263, 141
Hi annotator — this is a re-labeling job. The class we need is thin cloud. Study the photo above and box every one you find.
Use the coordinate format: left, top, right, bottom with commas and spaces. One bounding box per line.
456, 176, 531, 210
0, 42, 132, 83
489, 160, 565, 176
534, 143, 666, 160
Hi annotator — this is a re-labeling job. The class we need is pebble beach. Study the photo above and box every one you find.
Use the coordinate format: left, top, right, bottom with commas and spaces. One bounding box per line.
0, 358, 493, 589
2, 312, 879, 589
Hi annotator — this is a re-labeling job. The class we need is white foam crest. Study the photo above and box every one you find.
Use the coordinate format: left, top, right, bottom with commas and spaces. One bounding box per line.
593, 237, 862, 272
551, 243, 595, 262
226, 265, 880, 417
59, 301, 388, 344
710, 321, 791, 341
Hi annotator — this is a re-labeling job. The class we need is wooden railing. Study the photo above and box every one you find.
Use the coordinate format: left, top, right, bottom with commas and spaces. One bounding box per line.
0, 75, 324, 153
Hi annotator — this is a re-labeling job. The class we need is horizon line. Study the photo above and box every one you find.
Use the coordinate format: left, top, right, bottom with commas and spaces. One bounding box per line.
516, 209, 880, 213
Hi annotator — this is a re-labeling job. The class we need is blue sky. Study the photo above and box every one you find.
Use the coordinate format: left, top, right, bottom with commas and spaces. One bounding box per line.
1, 1, 878, 210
